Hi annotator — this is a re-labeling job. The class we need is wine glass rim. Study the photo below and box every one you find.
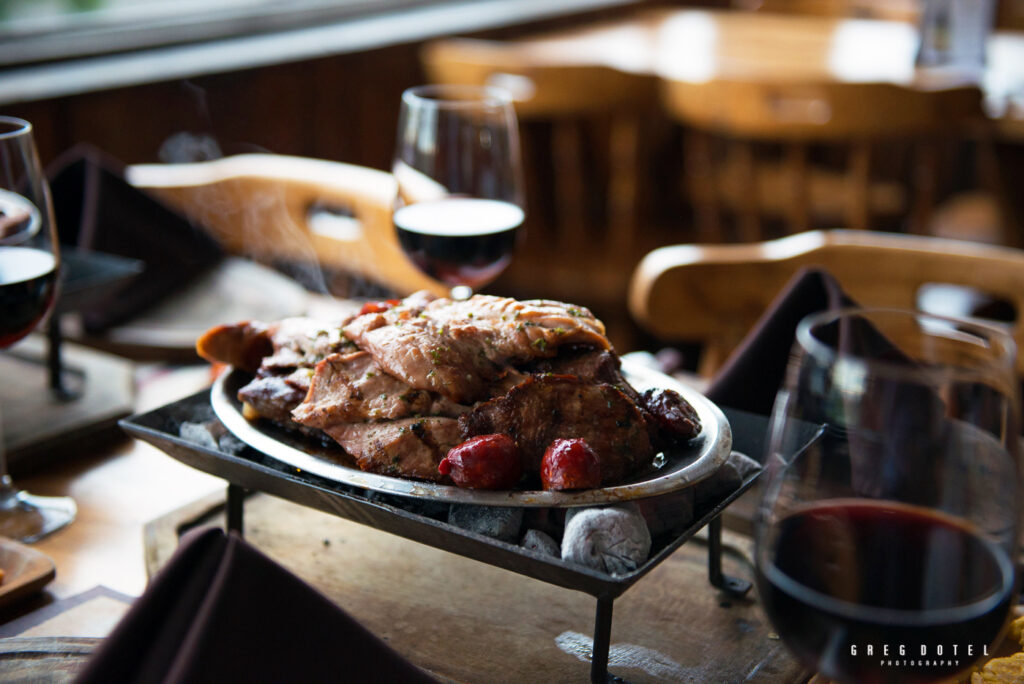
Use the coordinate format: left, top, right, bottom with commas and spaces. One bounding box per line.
0, 116, 32, 139
402, 84, 513, 109
795, 306, 1017, 375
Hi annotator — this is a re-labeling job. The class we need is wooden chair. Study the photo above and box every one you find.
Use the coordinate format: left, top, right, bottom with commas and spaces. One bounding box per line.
732, 0, 921, 22
126, 154, 447, 297
660, 77, 984, 243
629, 229, 1024, 377
421, 38, 658, 310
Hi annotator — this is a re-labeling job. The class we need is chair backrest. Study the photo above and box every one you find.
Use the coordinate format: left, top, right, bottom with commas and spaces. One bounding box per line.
733, 0, 920, 22
660, 79, 982, 141
629, 229, 1024, 376
126, 154, 447, 297
421, 38, 655, 119
661, 76, 983, 240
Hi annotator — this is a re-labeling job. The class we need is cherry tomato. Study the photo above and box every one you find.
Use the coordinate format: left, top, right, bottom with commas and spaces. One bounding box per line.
541, 439, 601, 491
439, 434, 523, 489
359, 299, 401, 316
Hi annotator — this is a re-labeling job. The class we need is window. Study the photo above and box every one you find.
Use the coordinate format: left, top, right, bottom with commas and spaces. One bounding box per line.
0, 0, 431, 66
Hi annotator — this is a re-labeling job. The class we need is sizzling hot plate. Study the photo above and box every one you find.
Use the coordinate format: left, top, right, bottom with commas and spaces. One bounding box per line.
211, 358, 731, 507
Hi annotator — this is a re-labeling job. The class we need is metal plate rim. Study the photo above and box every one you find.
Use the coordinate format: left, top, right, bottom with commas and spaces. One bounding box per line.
211, 358, 732, 507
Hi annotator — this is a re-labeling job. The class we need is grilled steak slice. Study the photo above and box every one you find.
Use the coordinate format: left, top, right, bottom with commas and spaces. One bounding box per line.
527, 349, 702, 445
459, 375, 653, 484
237, 368, 313, 425
344, 293, 610, 404
197, 317, 357, 372
322, 417, 462, 482
292, 351, 469, 428
525, 348, 624, 385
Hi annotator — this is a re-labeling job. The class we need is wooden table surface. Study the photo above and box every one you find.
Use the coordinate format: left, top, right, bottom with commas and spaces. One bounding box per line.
11, 364, 223, 603
471, 8, 1024, 136
2, 352, 1017, 682
0, 359, 814, 682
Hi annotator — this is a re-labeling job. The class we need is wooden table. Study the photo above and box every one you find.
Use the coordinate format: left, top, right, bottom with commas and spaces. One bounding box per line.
0, 357, 812, 682
3, 363, 222, 604
464, 8, 1024, 135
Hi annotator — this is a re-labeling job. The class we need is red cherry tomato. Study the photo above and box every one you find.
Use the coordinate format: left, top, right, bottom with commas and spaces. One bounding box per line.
540, 438, 601, 491
439, 434, 523, 489
359, 299, 401, 316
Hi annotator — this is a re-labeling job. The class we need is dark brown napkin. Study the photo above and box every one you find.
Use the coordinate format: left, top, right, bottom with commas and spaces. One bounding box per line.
75, 527, 437, 684
704, 267, 854, 415
48, 145, 224, 332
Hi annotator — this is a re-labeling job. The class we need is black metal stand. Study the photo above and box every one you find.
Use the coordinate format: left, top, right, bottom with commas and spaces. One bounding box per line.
590, 596, 616, 683
585, 515, 753, 683
707, 516, 754, 596
224, 483, 752, 684
45, 315, 84, 401
227, 484, 246, 535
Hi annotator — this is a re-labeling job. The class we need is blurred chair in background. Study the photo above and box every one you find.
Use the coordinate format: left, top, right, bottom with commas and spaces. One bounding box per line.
421, 38, 658, 328
660, 78, 984, 243
732, 0, 921, 21
127, 154, 448, 299
629, 229, 1024, 377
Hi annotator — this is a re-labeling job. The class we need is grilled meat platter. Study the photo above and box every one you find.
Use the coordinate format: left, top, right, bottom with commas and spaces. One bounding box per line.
197, 291, 701, 491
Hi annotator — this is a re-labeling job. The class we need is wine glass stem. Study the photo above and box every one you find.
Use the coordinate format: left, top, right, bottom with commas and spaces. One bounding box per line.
0, 403, 18, 508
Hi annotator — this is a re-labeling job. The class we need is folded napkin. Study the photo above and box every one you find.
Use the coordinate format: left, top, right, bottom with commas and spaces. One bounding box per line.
75, 527, 437, 684
704, 267, 854, 415
48, 146, 224, 332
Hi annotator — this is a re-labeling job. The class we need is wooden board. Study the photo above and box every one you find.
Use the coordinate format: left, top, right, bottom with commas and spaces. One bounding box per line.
145, 492, 808, 684
0, 337, 133, 475
0, 637, 98, 682
0, 540, 56, 611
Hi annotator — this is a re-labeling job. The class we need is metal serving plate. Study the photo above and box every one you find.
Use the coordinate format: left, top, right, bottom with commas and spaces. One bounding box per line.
211, 359, 732, 507
122, 391, 763, 599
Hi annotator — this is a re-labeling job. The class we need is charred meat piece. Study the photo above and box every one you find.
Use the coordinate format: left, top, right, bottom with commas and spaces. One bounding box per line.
532, 350, 702, 445
196, 321, 272, 373
641, 388, 702, 446
198, 316, 358, 425
525, 348, 624, 386
237, 368, 313, 426
526, 349, 702, 448
343, 293, 610, 404
197, 317, 357, 372
459, 375, 653, 485
322, 417, 462, 482
292, 351, 469, 428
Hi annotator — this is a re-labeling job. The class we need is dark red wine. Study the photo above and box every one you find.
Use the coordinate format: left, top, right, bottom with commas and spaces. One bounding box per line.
394, 198, 523, 288
758, 500, 1014, 684
0, 246, 57, 347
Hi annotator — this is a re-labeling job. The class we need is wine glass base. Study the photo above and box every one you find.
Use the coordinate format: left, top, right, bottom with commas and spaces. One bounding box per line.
0, 490, 76, 543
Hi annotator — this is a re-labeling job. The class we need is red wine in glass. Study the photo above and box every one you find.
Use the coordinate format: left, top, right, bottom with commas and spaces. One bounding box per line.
0, 245, 57, 348
758, 500, 1014, 684
393, 85, 524, 298
756, 308, 1020, 684
394, 197, 523, 290
0, 115, 76, 543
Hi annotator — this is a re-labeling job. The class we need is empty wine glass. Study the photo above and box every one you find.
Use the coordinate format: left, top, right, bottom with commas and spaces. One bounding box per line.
392, 84, 524, 300
0, 116, 76, 542
756, 308, 1020, 684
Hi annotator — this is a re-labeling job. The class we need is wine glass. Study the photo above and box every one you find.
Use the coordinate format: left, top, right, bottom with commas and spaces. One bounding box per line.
392, 84, 524, 300
0, 115, 76, 542
755, 308, 1020, 684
